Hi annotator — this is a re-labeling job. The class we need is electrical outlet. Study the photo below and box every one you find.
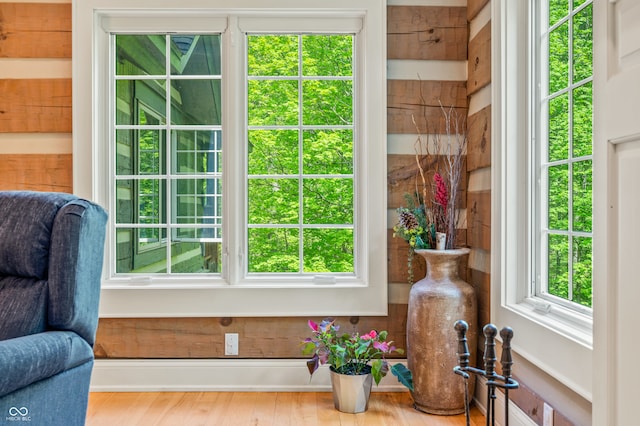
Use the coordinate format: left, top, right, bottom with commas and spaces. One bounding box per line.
225, 333, 239, 356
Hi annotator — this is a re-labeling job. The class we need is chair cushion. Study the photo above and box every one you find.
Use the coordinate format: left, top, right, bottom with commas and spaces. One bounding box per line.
0, 331, 94, 398
0, 191, 76, 279
0, 277, 48, 340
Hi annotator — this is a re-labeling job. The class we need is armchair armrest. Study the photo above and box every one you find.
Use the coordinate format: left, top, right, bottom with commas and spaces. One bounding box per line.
0, 332, 93, 398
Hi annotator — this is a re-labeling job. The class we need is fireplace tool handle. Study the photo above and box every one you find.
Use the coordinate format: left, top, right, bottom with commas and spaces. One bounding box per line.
500, 327, 514, 426
483, 324, 498, 426
454, 320, 471, 426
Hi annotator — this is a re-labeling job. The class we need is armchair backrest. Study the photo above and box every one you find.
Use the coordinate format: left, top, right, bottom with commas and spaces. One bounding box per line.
0, 191, 107, 345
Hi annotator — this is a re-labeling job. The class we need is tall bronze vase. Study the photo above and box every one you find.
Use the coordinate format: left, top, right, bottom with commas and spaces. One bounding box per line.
407, 248, 477, 415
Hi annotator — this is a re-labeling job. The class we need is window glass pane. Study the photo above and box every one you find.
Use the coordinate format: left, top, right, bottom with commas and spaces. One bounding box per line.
138, 129, 164, 175
572, 160, 592, 232
548, 21, 569, 94
302, 80, 353, 125
548, 93, 569, 162
549, 0, 569, 26
572, 4, 592, 83
246, 33, 355, 275
115, 130, 135, 175
115, 80, 167, 125
303, 229, 354, 273
247, 80, 299, 126
303, 130, 353, 175
548, 233, 569, 299
171, 229, 221, 273
174, 130, 222, 174
539, 0, 593, 310
170, 80, 221, 125
303, 178, 353, 224
572, 83, 592, 157
548, 164, 569, 230
115, 179, 166, 224
248, 130, 299, 175
174, 178, 220, 223
170, 35, 221, 76
113, 33, 223, 276
116, 35, 166, 76
248, 179, 299, 224
247, 35, 298, 76
572, 236, 592, 307
302, 35, 353, 76
116, 228, 167, 273
248, 228, 300, 273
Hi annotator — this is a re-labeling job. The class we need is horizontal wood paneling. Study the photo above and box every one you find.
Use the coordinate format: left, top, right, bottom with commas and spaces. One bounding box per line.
467, 191, 490, 251
467, 0, 490, 22
0, 79, 72, 132
387, 80, 468, 134
387, 153, 467, 209
0, 3, 71, 58
467, 22, 491, 96
387, 6, 467, 61
468, 268, 490, 346
467, 105, 491, 171
0, 153, 72, 192
94, 305, 409, 359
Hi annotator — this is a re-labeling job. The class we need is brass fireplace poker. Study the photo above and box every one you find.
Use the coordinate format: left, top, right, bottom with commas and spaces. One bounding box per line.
453, 320, 519, 426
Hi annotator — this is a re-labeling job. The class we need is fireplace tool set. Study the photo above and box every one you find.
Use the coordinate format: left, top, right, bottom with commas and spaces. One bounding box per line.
453, 320, 519, 426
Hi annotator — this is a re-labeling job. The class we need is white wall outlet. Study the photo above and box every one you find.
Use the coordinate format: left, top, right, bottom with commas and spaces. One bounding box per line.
225, 333, 239, 356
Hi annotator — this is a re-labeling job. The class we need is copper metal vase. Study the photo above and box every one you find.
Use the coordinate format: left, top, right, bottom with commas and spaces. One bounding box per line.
407, 248, 477, 415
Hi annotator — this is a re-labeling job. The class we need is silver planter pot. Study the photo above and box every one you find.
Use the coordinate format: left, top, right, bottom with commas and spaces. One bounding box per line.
329, 367, 373, 414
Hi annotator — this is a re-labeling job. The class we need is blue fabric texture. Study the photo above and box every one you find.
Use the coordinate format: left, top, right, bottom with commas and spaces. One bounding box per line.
0, 277, 48, 340
0, 191, 107, 425
0, 332, 93, 398
0, 361, 93, 426
0, 192, 76, 279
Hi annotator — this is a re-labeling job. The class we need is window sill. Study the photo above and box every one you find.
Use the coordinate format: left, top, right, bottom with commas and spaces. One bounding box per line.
99, 280, 387, 318
509, 297, 593, 349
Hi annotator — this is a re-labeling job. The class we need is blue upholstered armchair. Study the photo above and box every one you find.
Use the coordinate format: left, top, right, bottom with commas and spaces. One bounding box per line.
0, 191, 107, 426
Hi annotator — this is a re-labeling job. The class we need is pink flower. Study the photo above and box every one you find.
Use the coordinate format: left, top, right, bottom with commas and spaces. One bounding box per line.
373, 341, 390, 352
308, 320, 318, 332
361, 330, 378, 340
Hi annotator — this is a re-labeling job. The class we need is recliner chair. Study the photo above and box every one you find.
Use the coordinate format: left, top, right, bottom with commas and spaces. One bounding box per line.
0, 191, 107, 426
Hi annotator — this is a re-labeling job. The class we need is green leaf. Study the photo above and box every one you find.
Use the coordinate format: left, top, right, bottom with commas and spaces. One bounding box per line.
391, 364, 414, 391
370, 359, 383, 386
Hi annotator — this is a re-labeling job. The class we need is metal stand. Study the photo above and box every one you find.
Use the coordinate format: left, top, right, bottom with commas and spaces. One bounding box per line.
453, 320, 519, 426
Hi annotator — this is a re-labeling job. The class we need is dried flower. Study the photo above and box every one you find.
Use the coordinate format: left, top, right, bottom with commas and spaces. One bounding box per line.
434, 172, 448, 212
393, 101, 467, 283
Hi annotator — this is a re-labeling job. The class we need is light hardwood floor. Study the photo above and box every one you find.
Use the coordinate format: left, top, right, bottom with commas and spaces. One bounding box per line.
86, 392, 485, 426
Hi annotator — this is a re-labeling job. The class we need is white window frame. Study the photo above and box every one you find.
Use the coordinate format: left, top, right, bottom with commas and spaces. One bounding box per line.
73, 0, 387, 317
491, 0, 593, 401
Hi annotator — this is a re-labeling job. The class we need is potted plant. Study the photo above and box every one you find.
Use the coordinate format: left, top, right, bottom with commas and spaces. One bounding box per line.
302, 318, 413, 413
392, 104, 477, 415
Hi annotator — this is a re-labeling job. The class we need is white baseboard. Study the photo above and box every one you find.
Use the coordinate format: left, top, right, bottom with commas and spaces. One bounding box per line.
90, 359, 410, 393
473, 376, 536, 426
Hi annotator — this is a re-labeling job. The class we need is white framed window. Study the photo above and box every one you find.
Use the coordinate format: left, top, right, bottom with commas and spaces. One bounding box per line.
73, 0, 387, 317
535, 0, 593, 312
492, 0, 593, 400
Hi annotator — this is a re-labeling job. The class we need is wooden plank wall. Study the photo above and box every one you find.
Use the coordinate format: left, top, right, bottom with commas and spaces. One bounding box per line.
0, 2, 72, 192
466, 0, 491, 346
0, 1, 472, 361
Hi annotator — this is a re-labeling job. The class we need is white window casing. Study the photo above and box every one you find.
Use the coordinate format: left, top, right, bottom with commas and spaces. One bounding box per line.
73, 0, 387, 317
491, 0, 593, 401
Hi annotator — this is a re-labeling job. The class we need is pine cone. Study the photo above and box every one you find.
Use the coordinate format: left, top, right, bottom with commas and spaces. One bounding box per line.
399, 210, 419, 230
